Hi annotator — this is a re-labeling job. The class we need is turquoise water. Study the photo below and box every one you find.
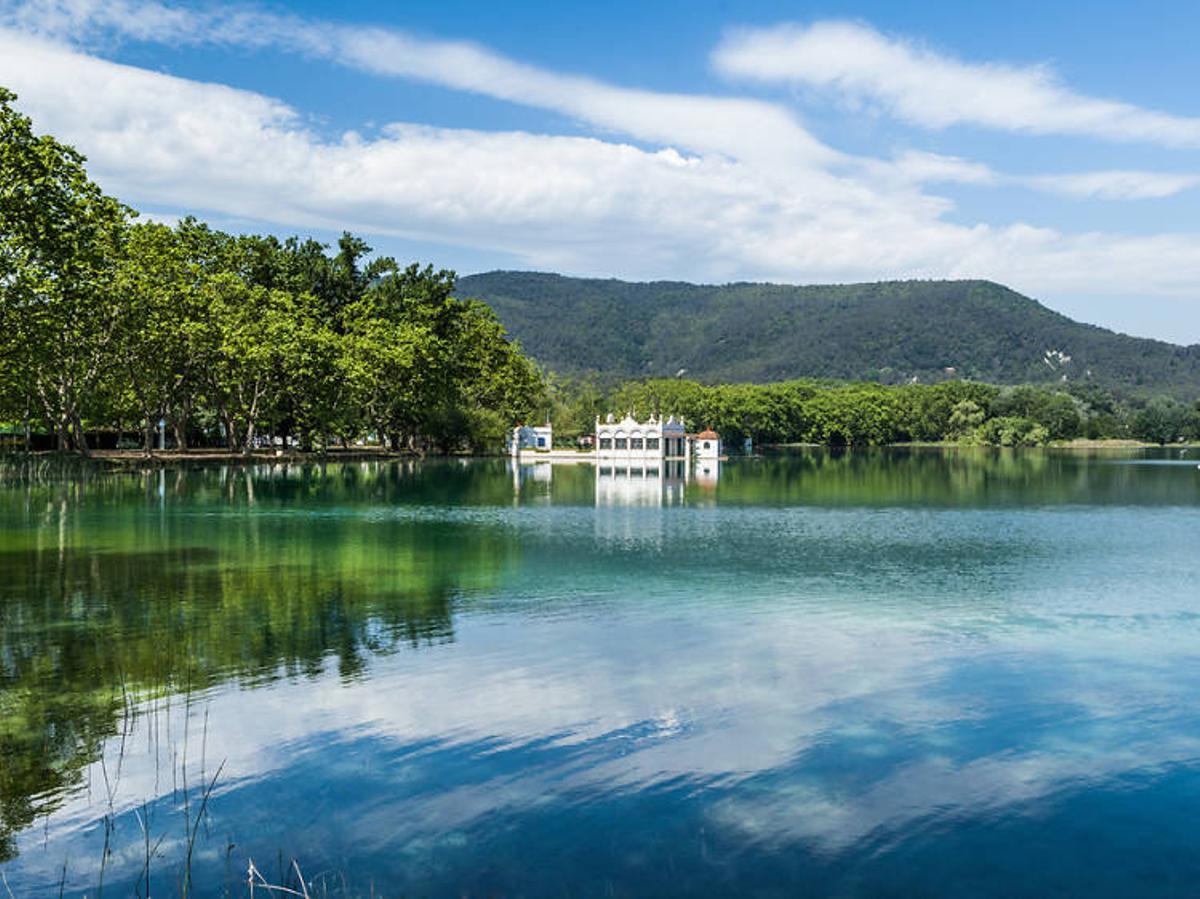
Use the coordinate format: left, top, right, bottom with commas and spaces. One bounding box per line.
1, 449, 1199, 895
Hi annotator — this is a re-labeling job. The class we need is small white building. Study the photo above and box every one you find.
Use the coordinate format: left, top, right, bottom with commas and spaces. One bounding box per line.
510, 422, 553, 456
595, 413, 688, 460
694, 428, 721, 461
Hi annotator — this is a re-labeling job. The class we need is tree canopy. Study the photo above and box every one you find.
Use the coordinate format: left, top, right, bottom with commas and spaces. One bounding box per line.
0, 88, 545, 455
548, 377, 1200, 447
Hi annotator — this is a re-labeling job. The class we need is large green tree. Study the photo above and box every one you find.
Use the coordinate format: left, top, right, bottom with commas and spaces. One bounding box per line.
113, 222, 203, 453
0, 87, 130, 453
196, 274, 332, 455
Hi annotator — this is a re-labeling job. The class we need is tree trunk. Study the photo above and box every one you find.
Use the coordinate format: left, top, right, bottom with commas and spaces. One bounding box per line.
52, 384, 72, 452
55, 412, 72, 452
143, 417, 156, 457
71, 413, 90, 457
221, 411, 238, 452
173, 398, 190, 452
242, 420, 257, 457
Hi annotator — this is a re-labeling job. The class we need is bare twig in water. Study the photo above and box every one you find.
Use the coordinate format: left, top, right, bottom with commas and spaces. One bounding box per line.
134, 803, 167, 899
182, 759, 226, 898
247, 859, 313, 898
97, 696, 131, 899
201, 705, 211, 842
292, 860, 310, 898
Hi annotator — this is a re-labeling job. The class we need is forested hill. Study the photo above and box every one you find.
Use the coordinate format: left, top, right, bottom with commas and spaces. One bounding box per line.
458, 272, 1200, 395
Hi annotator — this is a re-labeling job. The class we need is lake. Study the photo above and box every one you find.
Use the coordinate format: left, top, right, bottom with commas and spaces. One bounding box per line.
1, 448, 1199, 896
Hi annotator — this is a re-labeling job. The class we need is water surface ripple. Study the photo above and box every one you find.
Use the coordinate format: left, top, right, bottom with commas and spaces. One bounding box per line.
0, 448, 1198, 896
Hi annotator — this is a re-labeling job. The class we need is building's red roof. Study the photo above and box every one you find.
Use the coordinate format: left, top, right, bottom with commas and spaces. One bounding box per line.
696, 428, 719, 440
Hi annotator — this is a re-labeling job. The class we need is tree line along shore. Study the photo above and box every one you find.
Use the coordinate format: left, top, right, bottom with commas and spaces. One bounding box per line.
3, 86, 1198, 458
543, 377, 1200, 449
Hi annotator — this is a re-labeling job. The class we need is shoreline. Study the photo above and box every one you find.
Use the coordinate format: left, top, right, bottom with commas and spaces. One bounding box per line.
771, 439, 1200, 450
2, 440, 1195, 473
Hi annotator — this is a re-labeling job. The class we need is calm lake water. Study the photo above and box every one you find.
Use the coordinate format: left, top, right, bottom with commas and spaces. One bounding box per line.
2, 449, 1200, 896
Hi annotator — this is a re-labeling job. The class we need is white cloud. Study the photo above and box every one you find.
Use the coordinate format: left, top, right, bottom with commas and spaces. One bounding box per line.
713, 20, 1200, 148
0, 0, 839, 170
890, 151, 997, 185
859, 151, 998, 188
1023, 170, 1200, 200
863, 156, 1199, 202
2, 11, 1200, 342
134, 209, 183, 226
0, 28, 955, 282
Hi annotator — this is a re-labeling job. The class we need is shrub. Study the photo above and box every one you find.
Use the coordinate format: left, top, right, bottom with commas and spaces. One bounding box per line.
971, 416, 1050, 447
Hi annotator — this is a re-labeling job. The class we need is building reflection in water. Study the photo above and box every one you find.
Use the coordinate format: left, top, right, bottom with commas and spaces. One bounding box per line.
509, 459, 555, 505
595, 459, 692, 507
594, 460, 700, 547
507, 458, 722, 510
694, 459, 720, 490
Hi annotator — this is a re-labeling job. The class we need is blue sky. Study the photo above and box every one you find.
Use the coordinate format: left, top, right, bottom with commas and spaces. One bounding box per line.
1, 0, 1199, 342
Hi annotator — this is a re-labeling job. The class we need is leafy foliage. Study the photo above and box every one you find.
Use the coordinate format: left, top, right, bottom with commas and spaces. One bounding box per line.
550, 377, 1200, 446
0, 89, 545, 454
0, 86, 131, 451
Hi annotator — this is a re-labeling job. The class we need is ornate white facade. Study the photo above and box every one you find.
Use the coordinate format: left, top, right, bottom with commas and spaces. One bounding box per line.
594, 413, 688, 459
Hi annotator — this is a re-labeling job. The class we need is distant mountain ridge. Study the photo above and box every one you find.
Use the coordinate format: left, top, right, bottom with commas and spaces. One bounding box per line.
458, 271, 1200, 395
